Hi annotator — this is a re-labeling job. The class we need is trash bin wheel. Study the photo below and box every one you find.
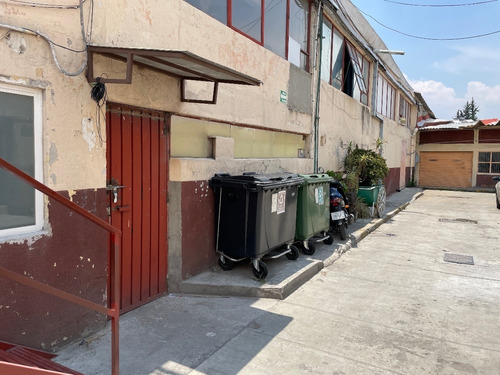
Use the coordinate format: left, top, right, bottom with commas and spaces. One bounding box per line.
286, 244, 300, 260
218, 256, 234, 271
302, 241, 316, 255
252, 260, 268, 280
323, 232, 334, 245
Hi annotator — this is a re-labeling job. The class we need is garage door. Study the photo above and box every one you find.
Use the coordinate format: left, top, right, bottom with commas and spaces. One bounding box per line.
419, 151, 473, 188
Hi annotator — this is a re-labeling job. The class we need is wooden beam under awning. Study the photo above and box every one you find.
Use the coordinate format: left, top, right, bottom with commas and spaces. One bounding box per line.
86, 46, 261, 104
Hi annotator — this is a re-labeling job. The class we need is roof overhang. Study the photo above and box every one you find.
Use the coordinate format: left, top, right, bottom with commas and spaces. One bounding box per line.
86, 46, 261, 104
414, 92, 435, 119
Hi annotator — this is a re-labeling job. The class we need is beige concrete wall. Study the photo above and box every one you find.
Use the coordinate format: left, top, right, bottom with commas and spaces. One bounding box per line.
0, 24, 106, 191
90, 0, 312, 135
318, 81, 380, 172
1, 0, 315, 191
316, 8, 416, 176
89, 0, 315, 180
170, 157, 312, 182
171, 116, 305, 159
1, 0, 415, 188
383, 119, 413, 167
317, 84, 415, 175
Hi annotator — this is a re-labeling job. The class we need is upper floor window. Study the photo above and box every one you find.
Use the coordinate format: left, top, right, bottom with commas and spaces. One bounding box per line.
320, 18, 370, 105
377, 74, 395, 120
399, 95, 411, 127
0, 84, 43, 238
185, 0, 310, 70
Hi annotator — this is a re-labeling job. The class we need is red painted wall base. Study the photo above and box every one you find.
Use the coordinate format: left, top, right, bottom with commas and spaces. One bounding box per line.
181, 181, 216, 279
0, 189, 108, 351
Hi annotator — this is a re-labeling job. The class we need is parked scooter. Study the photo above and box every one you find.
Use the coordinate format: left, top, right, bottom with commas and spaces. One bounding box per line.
330, 180, 356, 240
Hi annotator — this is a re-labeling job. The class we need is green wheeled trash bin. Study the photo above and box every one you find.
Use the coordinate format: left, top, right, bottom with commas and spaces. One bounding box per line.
295, 174, 334, 255
357, 184, 386, 218
210, 172, 304, 280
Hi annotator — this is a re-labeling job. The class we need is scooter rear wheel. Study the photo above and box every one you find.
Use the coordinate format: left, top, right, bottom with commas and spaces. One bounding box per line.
339, 224, 347, 240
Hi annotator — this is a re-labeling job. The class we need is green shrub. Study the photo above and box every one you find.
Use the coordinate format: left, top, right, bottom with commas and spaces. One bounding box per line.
344, 146, 389, 186
325, 170, 348, 191
354, 196, 372, 218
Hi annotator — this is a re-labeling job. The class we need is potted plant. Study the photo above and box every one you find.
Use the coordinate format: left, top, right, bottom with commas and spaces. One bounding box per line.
344, 146, 389, 186
343, 145, 389, 217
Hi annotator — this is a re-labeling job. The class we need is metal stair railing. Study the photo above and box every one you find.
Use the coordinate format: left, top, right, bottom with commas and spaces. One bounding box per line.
0, 158, 121, 375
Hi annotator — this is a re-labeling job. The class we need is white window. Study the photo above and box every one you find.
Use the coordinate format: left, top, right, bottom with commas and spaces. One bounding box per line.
377, 74, 395, 120
399, 94, 411, 126
320, 19, 370, 105
0, 84, 43, 237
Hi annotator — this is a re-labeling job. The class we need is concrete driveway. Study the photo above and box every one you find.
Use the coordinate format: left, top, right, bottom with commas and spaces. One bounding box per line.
56, 189, 500, 374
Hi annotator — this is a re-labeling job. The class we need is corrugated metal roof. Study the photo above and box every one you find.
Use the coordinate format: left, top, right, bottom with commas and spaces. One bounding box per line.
418, 118, 500, 131
478, 118, 499, 126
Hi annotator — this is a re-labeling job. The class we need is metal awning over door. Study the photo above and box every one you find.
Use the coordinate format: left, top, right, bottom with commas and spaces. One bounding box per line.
87, 46, 261, 104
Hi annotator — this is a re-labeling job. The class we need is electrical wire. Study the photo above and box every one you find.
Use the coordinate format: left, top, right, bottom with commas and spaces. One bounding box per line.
0, 24, 85, 53
356, 7, 500, 41
86, 0, 94, 42
0, 0, 87, 9
238, 0, 285, 35
90, 77, 107, 145
0, 0, 88, 76
383, 0, 497, 7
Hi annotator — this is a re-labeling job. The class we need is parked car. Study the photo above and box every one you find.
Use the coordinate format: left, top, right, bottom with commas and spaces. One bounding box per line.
494, 176, 500, 209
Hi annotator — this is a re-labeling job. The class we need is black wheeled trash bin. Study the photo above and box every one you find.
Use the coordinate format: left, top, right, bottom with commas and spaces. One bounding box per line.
210, 172, 304, 280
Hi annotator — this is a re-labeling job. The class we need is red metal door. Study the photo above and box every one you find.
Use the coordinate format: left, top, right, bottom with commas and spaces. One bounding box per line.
106, 104, 168, 313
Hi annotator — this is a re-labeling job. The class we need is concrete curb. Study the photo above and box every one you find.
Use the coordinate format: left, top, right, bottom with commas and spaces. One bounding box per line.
180, 260, 324, 300
323, 191, 424, 269
179, 191, 424, 299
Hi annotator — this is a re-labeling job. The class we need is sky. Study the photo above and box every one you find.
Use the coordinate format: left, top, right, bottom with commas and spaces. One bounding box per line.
350, 0, 500, 120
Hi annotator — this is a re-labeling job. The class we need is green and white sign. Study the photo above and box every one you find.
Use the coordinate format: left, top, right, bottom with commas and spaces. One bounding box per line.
280, 90, 287, 103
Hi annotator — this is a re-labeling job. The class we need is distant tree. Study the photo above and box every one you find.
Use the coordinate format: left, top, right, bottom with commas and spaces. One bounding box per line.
455, 98, 479, 121
469, 97, 479, 121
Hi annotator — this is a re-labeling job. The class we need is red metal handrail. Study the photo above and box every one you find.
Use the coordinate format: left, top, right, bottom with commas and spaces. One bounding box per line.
0, 361, 76, 375
0, 158, 121, 375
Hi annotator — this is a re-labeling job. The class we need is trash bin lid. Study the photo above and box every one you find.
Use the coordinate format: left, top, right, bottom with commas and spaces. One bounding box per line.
211, 172, 303, 190
298, 173, 333, 184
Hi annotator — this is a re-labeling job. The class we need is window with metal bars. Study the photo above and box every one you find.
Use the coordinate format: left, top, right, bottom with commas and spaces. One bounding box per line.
478, 152, 500, 174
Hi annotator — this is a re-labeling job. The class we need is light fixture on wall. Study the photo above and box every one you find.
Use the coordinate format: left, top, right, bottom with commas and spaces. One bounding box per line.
374, 49, 405, 55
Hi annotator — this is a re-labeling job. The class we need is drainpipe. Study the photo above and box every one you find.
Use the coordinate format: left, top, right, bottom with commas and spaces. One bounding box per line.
313, 1, 323, 173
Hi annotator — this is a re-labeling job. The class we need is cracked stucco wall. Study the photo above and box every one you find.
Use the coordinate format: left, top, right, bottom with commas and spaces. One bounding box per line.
1, 1, 106, 191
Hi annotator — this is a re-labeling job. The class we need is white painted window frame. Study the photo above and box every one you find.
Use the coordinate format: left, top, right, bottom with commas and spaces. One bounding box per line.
0, 83, 44, 238
377, 74, 396, 120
